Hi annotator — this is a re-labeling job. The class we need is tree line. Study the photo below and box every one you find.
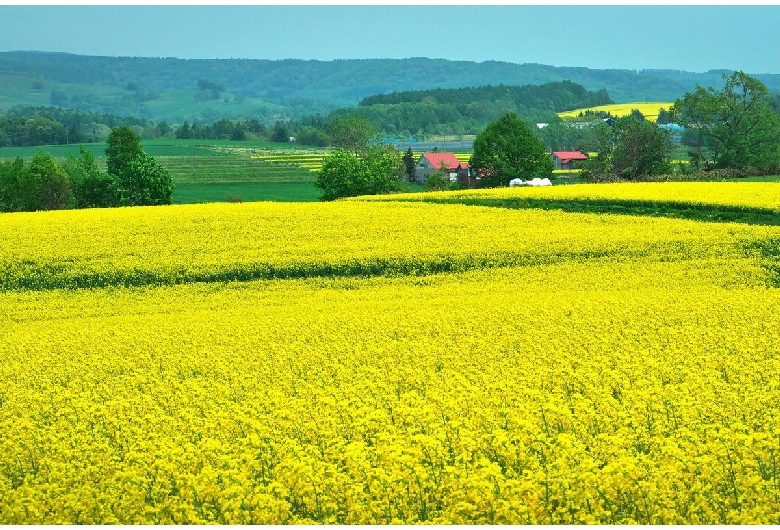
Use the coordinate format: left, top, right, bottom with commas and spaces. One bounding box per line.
0, 107, 158, 147
342, 81, 612, 137
1, 80, 612, 148
361, 81, 612, 109
0, 126, 173, 213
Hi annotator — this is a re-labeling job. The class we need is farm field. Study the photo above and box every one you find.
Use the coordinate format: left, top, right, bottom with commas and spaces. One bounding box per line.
358, 181, 780, 225
0, 141, 319, 203
2, 183, 780, 523
558, 102, 673, 121
0, 141, 475, 203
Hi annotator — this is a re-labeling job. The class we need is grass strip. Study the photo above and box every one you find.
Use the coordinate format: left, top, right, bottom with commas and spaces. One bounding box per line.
373, 196, 780, 226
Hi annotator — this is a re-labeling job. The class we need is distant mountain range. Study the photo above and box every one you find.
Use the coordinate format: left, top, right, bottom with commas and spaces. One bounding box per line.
2, 51, 779, 124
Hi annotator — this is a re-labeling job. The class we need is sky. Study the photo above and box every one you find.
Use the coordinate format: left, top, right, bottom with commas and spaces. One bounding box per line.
1, 4, 780, 74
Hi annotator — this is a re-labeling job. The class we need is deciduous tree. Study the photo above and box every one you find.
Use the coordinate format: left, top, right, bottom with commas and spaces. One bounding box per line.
316, 145, 403, 201
469, 112, 553, 187
106, 126, 173, 207
670, 71, 780, 170
271, 121, 290, 143
326, 115, 378, 155
18, 150, 73, 211
64, 145, 117, 208
609, 116, 673, 179
106, 125, 143, 178
581, 115, 672, 180
117, 151, 174, 207
0, 157, 25, 212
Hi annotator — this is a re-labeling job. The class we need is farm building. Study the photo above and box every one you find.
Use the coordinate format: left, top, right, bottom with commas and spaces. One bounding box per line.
551, 151, 588, 170
455, 163, 478, 188
414, 152, 469, 185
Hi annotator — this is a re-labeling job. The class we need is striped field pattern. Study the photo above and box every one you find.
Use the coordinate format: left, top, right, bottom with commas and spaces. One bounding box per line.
2, 182, 780, 523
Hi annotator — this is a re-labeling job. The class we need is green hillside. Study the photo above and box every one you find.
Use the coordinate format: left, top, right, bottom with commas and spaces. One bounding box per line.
2, 51, 780, 124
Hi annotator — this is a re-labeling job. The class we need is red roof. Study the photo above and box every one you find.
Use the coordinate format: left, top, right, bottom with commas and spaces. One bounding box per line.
553, 151, 588, 162
421, 152, 461, 170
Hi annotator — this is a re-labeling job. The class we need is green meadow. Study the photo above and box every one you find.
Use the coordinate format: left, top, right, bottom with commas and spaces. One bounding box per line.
0, 139, 326, 203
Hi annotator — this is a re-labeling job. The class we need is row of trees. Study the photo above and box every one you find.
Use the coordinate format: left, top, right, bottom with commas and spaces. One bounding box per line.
0, 107, 165, 147
581, 71, 780, 179
339, 81, 613, 137
361, 81, 612, 109
0, 126, 173, 213
0, 106, 336, 147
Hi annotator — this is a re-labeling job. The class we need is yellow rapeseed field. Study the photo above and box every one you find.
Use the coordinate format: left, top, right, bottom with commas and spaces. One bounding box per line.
356, 181, 780, 214
2, 183, 780, 523
558, 102, 673, 122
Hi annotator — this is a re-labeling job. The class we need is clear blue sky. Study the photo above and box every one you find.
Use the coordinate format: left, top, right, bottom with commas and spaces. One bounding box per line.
2, 5, 780, 74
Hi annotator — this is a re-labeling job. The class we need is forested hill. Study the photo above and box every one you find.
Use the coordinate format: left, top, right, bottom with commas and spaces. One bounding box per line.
3, 51, 780, 124
361, 82, 612, 110
341, 81, 614, 136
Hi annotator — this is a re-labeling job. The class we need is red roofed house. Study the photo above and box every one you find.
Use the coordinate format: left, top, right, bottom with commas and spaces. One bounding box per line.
551, 151, 588, 170
414, 152, 468, 185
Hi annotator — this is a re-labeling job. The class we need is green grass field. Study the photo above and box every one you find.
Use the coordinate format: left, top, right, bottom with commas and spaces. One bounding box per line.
0, 141, 319, 190
0, 139, 313, 159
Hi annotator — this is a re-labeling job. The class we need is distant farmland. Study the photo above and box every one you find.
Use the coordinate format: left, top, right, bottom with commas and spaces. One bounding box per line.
558, 102, 673, 122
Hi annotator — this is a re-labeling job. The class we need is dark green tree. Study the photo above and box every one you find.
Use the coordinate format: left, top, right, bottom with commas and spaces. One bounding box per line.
296, 126, 328, 147
197, 79, 226, 95
582, 115, 672, 180
656, 107, 671, 124
670, 71, 780, 169
117, 151, 174, 206
64, 145, 117, 208
212, 118, 235, 140
271, 121, 290, 143
402, 147, 416, 182
106, 125, 143, 178
609, 116, 673, 179
231, 123, 247, 141
0, 157, 25, 212
316, 145, 403, 201
469, 112, 553, 187
18, 150, 73, 211
105, 125, 173, 207
156, 121, 172, 137
175, 121, 192, 140
245, 119, 267, 136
